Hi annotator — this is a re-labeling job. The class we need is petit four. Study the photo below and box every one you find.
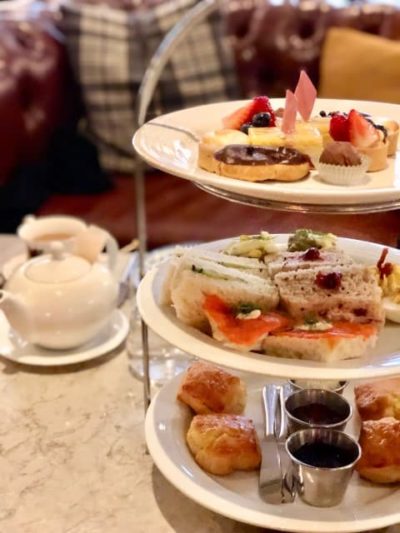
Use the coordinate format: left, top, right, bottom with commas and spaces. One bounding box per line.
198, 129, 249, 174
329, 110, 389, 172
210, 145, 311, 182
314, 141, 369, 185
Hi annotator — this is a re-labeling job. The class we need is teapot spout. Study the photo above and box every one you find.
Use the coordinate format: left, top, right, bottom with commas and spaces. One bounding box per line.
0, 290, 32, 340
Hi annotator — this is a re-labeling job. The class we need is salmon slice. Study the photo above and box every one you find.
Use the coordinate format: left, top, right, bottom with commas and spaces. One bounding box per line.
203, 294, 291, 347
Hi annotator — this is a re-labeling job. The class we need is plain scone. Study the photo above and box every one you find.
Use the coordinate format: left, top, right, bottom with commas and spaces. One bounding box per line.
186, 413, 261, 475
356, 417, 400, 483
177, 361, 247, 415
355, 378, 400, 421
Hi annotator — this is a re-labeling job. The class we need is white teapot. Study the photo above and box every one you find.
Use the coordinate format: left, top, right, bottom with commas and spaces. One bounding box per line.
0, 241, 119, 350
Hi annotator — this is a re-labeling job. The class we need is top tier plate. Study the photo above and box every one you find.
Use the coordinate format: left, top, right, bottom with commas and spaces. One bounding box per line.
133, 98, 400, 210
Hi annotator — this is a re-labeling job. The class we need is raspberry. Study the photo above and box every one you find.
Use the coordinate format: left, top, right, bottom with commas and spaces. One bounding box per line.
329, 113, 350, 142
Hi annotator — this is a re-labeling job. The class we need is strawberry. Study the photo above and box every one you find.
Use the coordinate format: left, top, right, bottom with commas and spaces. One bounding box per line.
348, 109, 379, 149
329, 113, 350, 142
222, 96, 276, 129
222, 103, 254, 130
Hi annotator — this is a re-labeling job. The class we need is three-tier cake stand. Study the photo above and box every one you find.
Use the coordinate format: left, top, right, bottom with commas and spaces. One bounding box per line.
132, 2, 400, 530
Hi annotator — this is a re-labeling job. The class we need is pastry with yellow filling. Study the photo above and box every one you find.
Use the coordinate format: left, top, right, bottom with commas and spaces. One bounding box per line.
248, 123, 323, 161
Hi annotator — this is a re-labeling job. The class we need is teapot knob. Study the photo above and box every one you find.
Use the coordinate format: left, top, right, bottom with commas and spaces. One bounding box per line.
49, 241, 65, 260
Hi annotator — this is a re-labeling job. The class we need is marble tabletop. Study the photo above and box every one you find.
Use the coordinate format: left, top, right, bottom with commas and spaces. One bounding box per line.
0, 234, 399, 533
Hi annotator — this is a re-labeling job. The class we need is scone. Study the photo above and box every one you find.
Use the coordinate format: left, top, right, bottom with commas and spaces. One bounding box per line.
356, 417, 400, 483
186, 413, 261, 475
198, 129, 249, 174
177, 361, 246, 414
355, 378, 400, 421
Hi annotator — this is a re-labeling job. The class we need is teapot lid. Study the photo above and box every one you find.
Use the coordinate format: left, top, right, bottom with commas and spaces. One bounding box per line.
25, 242, 91, 283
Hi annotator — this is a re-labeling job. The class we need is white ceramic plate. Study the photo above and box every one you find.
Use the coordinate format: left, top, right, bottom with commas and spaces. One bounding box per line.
0, 309, 128, 366
137, 235, 400, 380
133, 98, 400, 206
146, 371, 400, 532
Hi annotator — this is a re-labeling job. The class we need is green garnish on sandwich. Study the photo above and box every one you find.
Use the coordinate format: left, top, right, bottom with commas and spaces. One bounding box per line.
191, 263, 245, 282
288, 229, 336, 252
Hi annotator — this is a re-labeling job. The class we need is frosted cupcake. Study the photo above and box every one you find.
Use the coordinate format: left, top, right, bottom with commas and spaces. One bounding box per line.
314, 142, 369, 186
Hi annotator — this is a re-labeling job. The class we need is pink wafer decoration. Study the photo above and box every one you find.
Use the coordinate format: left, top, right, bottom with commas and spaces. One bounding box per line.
281, 90, 297, 134
294, 70, 317, 121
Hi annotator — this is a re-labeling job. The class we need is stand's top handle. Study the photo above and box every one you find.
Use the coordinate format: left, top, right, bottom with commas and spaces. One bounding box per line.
135, 0, 219, 129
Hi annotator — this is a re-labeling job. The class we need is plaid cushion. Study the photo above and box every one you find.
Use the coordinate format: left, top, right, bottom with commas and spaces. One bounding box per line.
61, 0, 238, 172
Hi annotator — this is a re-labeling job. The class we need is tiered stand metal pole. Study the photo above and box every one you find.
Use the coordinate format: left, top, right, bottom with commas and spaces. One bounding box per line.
134, 0, 220, 410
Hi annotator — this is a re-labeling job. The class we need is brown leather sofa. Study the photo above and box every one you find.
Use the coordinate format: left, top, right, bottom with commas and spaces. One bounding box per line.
1, 0, 400, 247
0, 7, 69, 186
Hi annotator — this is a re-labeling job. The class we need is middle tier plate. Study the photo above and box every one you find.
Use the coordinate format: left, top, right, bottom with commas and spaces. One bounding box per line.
136, 235, 400, 380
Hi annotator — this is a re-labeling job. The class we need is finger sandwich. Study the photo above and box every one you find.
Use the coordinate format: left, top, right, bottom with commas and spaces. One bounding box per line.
274, 264, 384, 324
166, 250, 279, 330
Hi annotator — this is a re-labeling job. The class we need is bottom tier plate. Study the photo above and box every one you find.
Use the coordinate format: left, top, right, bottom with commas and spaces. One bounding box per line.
145, 371, 400, 532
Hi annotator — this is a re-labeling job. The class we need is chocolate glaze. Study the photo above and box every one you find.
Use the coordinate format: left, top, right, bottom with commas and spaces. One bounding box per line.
214, 145, 310, 166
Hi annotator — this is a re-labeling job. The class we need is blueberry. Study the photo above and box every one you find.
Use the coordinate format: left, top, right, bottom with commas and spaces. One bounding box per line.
251, 112, 271, 127
240, 122, 252, 134
319, 110, 327, 117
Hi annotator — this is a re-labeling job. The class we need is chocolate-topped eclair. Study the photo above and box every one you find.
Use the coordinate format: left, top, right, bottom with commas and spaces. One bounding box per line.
214, 145, 310, 166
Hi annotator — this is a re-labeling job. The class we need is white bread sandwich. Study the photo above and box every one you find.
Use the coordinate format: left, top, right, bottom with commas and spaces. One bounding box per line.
161, 247, 273, 305
262, 320, 378, 362
274, 264, 384, 324
166, 251, 279, 330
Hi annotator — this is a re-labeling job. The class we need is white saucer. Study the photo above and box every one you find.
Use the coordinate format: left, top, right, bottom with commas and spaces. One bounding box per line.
0, 309, 129, 366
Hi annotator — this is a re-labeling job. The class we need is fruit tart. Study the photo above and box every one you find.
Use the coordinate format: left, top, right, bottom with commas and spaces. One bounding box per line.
329, 110, 389, 172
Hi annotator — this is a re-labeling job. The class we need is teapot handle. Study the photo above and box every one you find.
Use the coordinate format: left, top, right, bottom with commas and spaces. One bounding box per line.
73, 225, 119, 272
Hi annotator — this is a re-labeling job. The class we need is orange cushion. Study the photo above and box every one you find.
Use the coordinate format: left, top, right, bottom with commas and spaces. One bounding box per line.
319, 28, 400, 104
